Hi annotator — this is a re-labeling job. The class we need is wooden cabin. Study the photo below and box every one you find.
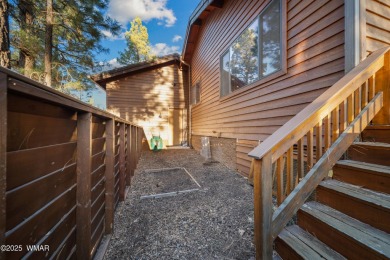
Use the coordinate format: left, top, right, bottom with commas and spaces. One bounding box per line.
91, 54, 189, 149
2, 0, 390, 259
182, 0, 390, 259
182, 0, 390, 177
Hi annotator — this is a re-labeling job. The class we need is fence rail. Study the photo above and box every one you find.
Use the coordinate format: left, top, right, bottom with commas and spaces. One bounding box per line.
0, 67, 144, 259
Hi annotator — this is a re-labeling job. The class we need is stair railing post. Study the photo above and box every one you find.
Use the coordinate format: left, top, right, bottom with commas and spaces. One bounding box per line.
104, 119, 115, 234
373, 50, 390, 124
253, 154, 273, 260
0, 72, 8, 260
76, 112, 92, 259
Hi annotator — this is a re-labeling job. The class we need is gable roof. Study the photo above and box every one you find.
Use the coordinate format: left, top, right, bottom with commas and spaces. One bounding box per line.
182, 0, 224, 62
90, 53, 183, 87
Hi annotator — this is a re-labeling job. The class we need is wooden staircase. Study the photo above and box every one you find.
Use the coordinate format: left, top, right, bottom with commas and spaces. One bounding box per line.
275, 126, 390, 259
248, 47, 390, 259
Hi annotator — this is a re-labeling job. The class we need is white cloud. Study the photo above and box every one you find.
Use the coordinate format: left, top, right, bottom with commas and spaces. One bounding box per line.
108, 0, 176, 27
102, 30, 125, 41
172, 35, 182, 42
151, 43, 180, 56
108, 58, 122, 68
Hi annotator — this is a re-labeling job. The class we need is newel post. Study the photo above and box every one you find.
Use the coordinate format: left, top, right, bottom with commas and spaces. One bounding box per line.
76, 112, 92, 259
253, 154, 273, 260
373, 49, 390, 124
0, 72, 8, 260
104, 119, 115, 234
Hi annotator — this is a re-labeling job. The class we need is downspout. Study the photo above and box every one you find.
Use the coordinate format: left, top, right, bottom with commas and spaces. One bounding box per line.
180, 58, 192, 147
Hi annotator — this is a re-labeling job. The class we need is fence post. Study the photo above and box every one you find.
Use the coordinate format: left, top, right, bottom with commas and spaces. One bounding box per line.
0, 72, 7, 260
104, 119, 115, 234
126, 125, 131, 186
253, 155, 273, 260
130, 126, 136, 178
76, 112, 92, 259
119, 123, 126, 201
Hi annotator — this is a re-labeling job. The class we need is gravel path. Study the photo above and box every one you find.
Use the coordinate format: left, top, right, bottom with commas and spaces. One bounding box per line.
104, 149, 255, 259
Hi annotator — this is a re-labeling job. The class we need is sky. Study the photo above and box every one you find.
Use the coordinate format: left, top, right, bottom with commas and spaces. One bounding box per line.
92, 0, 200, 108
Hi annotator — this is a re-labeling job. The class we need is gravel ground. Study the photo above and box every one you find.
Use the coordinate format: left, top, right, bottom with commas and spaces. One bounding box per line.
104, 148, 255, 260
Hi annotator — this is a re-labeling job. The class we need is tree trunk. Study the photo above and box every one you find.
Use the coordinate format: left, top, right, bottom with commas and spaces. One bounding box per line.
0, 0, 10, 68
44, 0, 53, 86
18, 1, 35, 75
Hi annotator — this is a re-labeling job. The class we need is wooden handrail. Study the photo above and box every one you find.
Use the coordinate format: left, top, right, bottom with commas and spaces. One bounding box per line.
249, 46, 390, 260
249, 46, 390, 162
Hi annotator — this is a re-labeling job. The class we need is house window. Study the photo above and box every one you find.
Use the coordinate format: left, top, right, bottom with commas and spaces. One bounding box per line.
191, 82, 200, 105
220, 0, 282, 97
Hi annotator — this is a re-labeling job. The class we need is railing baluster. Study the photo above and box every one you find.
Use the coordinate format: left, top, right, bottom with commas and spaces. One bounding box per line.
297, 138, 304, 180
76, 112, 92, 259
362, 81, 368, 107
332, 108, 339, 143
368, 75, 376, 100
287, 147, 293, 194
354, 87, 361, 117
347, 92, 355, 124
307, 129, 314, 171
340, 101, 347, 133
276, 157, 285, 205
105, 119, 115, 234
324, 114, 331, 151
316, 122, 323, 161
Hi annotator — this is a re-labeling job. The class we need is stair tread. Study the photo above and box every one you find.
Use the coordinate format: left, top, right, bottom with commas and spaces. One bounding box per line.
352, 141, 390, 148
301, 201, 390, 256
278, 225, 346, 259
336, 160, 390, 174
320, 179, 390, 208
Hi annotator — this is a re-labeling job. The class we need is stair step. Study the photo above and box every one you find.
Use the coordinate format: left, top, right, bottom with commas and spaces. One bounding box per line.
298, 201, 390, 259
348, 142, 390, 166
275, 225, 346, 260
317, 179, 390, 233
333, 160, 390, 193
362, 125, 390, 144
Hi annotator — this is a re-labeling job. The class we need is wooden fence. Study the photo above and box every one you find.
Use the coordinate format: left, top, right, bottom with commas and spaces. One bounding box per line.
0, 68, 144, 259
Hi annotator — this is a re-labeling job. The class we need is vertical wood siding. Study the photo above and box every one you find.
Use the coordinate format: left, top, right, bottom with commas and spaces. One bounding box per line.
365, 0, 390, 55
106, 63, 189, 148
190, 0, 346, 175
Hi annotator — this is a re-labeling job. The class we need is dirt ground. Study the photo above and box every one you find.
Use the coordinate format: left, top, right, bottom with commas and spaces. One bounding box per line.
104, 148, 255, 260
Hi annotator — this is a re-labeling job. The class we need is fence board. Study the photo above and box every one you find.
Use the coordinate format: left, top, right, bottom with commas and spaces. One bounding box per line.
6, 163, 76, 231
7, 142, 77, 190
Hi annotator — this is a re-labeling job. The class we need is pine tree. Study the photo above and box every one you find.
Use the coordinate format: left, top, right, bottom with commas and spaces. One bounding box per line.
0, 0, 10, 68
118, 17, 153, 65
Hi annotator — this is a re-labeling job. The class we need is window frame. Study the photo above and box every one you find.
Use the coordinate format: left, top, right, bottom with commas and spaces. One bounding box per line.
219, 0, 286, 101
190, 81, 201, 106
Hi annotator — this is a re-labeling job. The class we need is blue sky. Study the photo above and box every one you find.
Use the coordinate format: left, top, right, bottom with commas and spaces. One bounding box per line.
92, 0, 199, 108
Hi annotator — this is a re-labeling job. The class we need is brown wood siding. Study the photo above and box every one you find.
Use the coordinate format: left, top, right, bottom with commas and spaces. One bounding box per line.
190, 0, 345, 175
106, 63, 189, 147
365, 0, 390, 56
